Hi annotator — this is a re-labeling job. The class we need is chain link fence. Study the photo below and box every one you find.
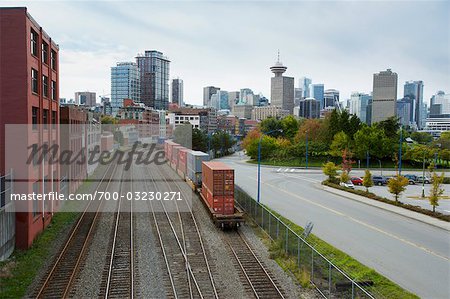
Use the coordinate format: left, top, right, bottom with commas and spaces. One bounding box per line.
0, 170, 15, 261
235, 186, 375, 299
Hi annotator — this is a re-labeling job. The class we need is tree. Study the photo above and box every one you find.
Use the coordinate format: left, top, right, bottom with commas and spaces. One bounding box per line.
260, 117, 283, 138
322, 162, 340, 183
374, 116, 400, 139
242, 129, 277, 160
429, 172, 445, 212
363, 169, 374, 192
173, 123, 192, 148
437, 132, 450, 149
280, 115, 299, 140
341, 148, 355, 173
387, 175, 409, 202
192, 128, 208, 152
411, 132, 433, 145
348, 114, 362, 139
340, 170, 350, 184
329, 131, 351, 157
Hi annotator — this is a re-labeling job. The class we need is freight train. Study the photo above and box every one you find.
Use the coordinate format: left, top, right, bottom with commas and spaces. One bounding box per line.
164, 140, 244, 228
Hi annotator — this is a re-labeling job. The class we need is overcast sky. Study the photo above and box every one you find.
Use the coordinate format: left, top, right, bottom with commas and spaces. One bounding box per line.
2, 0, 449, 105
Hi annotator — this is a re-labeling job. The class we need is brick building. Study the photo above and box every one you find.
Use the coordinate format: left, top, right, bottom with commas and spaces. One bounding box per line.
0, 7, 60, 249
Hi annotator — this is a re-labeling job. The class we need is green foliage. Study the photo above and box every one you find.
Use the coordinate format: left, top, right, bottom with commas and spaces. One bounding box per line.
373, 116, 400, 139
340, 170, 350, 183
192, 128, 208, 152
260, 117, 283, 138
411, 131, 433, 145
100, 115, 118, 124
429, 172, 445, 212
329, 131, 351, 157
280, 115, 299, 140
387, 175, 409, 202
363, 169, 374, 192
437, 132, 450, 149
322, 162, 340, 183
211, 130, 235, 156
354, 125, 394, 159
173, 123, 192, 148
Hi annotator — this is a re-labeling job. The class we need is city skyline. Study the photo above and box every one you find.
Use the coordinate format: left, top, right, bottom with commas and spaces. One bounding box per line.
2, 1, 448, 106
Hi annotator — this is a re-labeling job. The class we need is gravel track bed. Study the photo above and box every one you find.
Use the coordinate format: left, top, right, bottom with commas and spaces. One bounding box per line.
239, 223, 322, 299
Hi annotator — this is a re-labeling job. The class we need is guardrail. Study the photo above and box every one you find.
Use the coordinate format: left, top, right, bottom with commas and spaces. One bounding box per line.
235, 186, 375, 299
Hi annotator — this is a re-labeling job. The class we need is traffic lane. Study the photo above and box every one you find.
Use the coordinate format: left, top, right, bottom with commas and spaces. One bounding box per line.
234, 171, 450, 299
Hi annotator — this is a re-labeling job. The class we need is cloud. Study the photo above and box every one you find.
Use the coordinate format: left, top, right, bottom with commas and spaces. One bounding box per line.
2, 0, 449, 104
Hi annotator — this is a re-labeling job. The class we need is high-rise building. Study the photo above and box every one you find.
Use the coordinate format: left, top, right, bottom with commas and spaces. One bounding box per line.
252, 105, 289, 121
371, 69, 398, 124
111, 62, 140, 115
228, 91, 240, 108
0, 7, 60, 251
430, 91, 450, 117
136, 50, 170, 110
203, 86, 220, 107
239, 88, 254, 105
299, 77, 312, 98
324, 89, 340, 109
294, 88, 303, 106
404, 80, 424, 129
270, 55, 294, 114
296, 98, 321, 119
210, 90, 229, 110
396, 99, 412, 127
349, 92, 371, 124
74, 91, 96, 107
309, 84, 325, 109
171, 78, 183, 107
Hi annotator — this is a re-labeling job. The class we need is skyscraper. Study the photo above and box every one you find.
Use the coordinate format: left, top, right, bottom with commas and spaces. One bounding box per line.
171, 78, 183, 107
203, 86, 220, 107
74, 91, 96, 107
111, 62, 140, 115
240, 88, 254, 105
296, 98, 320, 119
324, 89, 340, 109
299, 77, 312, 98
404, 80, 424, 129
430, 91, 450, 117
309, 84, 325, 108
270, 54, 294, 114
136, 50, 170, 110
210, 90, 229, 110
228, 91, 240, 108
349, 92, 371, 124
371, 69, 398, 124
396, 99, 412, 127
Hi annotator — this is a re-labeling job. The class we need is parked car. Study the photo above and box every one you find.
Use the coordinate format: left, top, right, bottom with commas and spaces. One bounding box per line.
403, 174, 417, 185
340, 181, 355, 189
372, 176, 389, 186
351, 177, 363, 185
417, 175, 431, 184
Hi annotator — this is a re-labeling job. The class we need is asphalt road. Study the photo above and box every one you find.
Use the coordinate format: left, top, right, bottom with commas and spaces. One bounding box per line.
217, 153, 450, 299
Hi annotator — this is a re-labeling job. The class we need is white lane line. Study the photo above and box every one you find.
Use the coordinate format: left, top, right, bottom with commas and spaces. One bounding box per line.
247, 176, 450, 262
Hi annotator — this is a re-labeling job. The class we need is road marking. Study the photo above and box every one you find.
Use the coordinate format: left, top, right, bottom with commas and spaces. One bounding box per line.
290, 169, 295, 172
248, 176, 450, 262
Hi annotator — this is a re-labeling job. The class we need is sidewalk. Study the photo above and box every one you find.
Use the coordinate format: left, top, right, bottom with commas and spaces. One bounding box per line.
320, 184, 450, 231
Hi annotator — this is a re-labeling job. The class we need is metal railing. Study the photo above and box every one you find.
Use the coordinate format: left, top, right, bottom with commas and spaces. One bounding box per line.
235, 186, 375, 299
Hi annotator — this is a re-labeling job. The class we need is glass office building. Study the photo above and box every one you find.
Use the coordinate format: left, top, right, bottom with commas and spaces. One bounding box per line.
111, 62, 140, 115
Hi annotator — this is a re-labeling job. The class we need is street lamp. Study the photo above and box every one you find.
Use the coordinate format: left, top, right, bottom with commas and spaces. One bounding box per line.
377, 159, 382, 176
257, 129, 282, 203
366, 150, 370, 169
399, 126, 403, 175
422, 153, 426, 198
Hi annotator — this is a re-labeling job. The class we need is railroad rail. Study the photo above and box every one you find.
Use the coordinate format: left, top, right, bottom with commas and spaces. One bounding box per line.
143, 161, 218, 299
101, 164, 135, 298
226, 231, 285, 299
35, 162, 117, 298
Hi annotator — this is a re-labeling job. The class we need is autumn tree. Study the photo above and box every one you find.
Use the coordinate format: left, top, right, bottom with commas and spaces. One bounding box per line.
429, 172, 445, 212
322, 162, 340, 183
340, 170, 350, 184
387, 175, 409, 202
363, 169, 374, 192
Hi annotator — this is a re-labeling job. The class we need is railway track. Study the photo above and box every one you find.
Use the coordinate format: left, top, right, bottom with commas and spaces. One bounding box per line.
99, 164, 136, 298
225, 231, 285, 299
144, 161, 218, 299
35, 162, 117, 299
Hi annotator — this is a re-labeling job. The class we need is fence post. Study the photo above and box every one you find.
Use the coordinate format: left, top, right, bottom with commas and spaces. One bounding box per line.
285, 227, 288, 253
276, 219, 279, 239
311, 249, 314, 282
297, 237, 300, 266
268, 213, 271, 237
352, 281, 355, 299
329, 263, 332, 298
261, 205, 264, 229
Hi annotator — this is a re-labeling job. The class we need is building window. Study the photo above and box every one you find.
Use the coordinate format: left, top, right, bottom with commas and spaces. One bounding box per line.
30, 29, 38, 56
51, 80, 56, 100
31, 69, 38, 94
33, 181, 39, 217
32, 144, 39, 166
52, 111, 57, 128
42, 75, 48, 98
43, 109, 48, 129
51, 50, 57, 70
32, 107, 39, 130
42, 42, 48, 64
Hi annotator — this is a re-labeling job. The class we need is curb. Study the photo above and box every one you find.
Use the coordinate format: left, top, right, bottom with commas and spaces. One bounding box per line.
319, 184, 450, 232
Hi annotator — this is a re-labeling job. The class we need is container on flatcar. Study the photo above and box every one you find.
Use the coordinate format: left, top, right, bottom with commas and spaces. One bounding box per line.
164, 140, 179, 163
201, 161, 235, 215
177, 148, 191, 178
186, 151, 210, 186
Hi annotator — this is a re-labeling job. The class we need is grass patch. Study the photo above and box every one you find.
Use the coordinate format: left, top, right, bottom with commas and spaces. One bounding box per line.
261, 207, 418, 299
0, 211, 80, 298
